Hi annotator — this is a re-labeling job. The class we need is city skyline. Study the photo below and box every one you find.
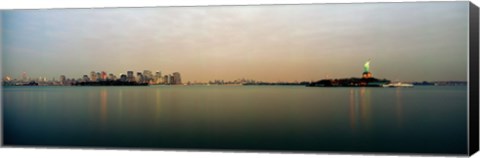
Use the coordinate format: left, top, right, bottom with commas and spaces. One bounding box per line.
1, 2, 469, 82
3, 69, 183, 83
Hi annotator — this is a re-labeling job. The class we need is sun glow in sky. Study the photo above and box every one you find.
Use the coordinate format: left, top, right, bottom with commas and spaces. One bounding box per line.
1, 2, 469, 82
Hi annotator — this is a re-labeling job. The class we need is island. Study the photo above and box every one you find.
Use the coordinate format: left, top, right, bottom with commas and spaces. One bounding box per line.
307, 60, 391, 87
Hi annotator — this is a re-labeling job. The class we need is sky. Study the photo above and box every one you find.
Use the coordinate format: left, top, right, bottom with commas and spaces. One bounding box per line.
1, 2, 469, 82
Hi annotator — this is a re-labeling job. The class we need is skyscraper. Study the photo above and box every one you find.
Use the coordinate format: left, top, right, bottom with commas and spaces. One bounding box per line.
127, 71, 134, 82
120, 74, 127, 82
90, 71, 97, 81
96, 72, 102, 81
137, 72, 144, 83
82, 75, 90, 82
172, 72, 182, 85
101, 71, 107, 80
143, 70, 153, 83
21, 72, 27, 82
170, 75, 175, 85
60, 75, 66, 85
155, 71, 162, 84
164, 75, 170, 85
108, 73, 116, 81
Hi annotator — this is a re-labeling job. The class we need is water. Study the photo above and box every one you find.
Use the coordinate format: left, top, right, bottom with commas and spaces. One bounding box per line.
2, 86, 468, 154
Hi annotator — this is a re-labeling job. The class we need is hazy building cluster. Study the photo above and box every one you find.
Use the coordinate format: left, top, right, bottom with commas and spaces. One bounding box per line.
76, 70, 182, 85
206, 78, 257, 85
3, 72, 53, 86
2, 70, 182, 86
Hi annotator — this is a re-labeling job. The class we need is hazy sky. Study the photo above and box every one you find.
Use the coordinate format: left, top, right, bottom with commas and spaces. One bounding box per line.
1, 2, 469, 82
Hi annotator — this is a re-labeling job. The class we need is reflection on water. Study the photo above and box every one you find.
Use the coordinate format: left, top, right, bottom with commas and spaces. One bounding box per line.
359, 88, 371, 129
395, 88, 403, 127
100, 88, 108, 126
118, 89, 123, 117
155, 88, 161, 120
349, 89, 356, 130
41, 91, 47, 116
2, 86, 468, 154
349, 88, 406, 130
349, 88, 372, 131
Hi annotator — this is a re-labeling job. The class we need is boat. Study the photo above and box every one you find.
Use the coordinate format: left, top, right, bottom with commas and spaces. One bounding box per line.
382, 82, 414, 88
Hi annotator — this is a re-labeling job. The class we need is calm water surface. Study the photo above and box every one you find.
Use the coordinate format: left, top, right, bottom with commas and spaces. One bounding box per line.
3, 86, 468, 154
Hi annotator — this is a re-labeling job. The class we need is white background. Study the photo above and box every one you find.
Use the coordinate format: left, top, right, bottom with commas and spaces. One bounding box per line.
0, 0, 478, 158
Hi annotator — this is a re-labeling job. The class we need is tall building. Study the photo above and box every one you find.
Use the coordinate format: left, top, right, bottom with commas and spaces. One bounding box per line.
21, 72, 27, 82
101, 71, 107, 80
164, 75, 170, 85
96, 72, 102, 81
108, 73, 116, 81
120, 74, 127, 82
137, 72, 144, 83
155, 71, 162, 84
143, 70, 153, 83
82, 75, 90, 82
90, 71, 97, 81
172, 72, 182, 85
127, 71, 135, 82
60, 75, 66, 85
169, 75, 175, 85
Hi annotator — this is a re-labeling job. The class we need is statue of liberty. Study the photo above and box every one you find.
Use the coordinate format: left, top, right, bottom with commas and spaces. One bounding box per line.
362, 59, 372, 78
364, 60, 370, 73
